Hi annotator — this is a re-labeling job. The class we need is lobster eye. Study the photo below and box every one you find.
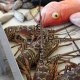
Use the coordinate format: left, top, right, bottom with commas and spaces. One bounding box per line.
52, 12, 60, 19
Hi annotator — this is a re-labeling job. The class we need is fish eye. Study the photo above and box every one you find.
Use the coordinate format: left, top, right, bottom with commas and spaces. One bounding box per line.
52, 12, 60, 19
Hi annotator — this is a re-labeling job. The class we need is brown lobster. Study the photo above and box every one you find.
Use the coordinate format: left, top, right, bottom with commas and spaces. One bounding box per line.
4, 24, 80, 80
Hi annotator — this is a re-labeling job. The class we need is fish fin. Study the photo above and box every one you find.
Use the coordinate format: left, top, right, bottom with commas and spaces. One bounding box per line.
70, 12, 80, 27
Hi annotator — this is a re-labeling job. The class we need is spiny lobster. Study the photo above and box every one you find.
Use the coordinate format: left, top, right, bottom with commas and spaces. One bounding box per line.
4, 24, 80, 80
57, 28, 80, 80
4, 25, 80, 58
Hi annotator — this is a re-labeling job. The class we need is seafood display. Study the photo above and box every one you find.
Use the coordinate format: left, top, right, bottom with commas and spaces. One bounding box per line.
1, 0, 80, 80
4, 24, 80, 80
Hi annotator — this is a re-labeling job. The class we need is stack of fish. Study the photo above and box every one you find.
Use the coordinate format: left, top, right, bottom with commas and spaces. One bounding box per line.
13, 6, 39, 22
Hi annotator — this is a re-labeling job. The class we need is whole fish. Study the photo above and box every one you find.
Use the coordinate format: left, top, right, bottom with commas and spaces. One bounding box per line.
0, 13, 13, 24
0, 3, 12, 12
39, 0, 80, 28
12, 0, 22, 10
14, 11, 25, 22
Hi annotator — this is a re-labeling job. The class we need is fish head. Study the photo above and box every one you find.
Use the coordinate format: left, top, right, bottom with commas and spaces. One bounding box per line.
39, 2, 66, 28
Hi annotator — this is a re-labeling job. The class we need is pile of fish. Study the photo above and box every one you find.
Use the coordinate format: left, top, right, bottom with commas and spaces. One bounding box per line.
0, 0, 38, 24
13, 6, 39, 22
4, 24, 80, 80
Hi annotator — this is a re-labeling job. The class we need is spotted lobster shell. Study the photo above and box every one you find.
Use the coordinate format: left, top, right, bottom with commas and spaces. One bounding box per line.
58, 65, 80, 80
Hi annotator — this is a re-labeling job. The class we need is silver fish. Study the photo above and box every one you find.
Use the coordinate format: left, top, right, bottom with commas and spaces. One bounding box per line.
0, 13, 13, 24
13, 0, 22, 10
14, 11, 25, 22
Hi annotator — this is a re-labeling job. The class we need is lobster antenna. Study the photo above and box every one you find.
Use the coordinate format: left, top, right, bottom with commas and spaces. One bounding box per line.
60, 7, 80, 54
66, 29, 80, 53
38, 0, 44, 64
